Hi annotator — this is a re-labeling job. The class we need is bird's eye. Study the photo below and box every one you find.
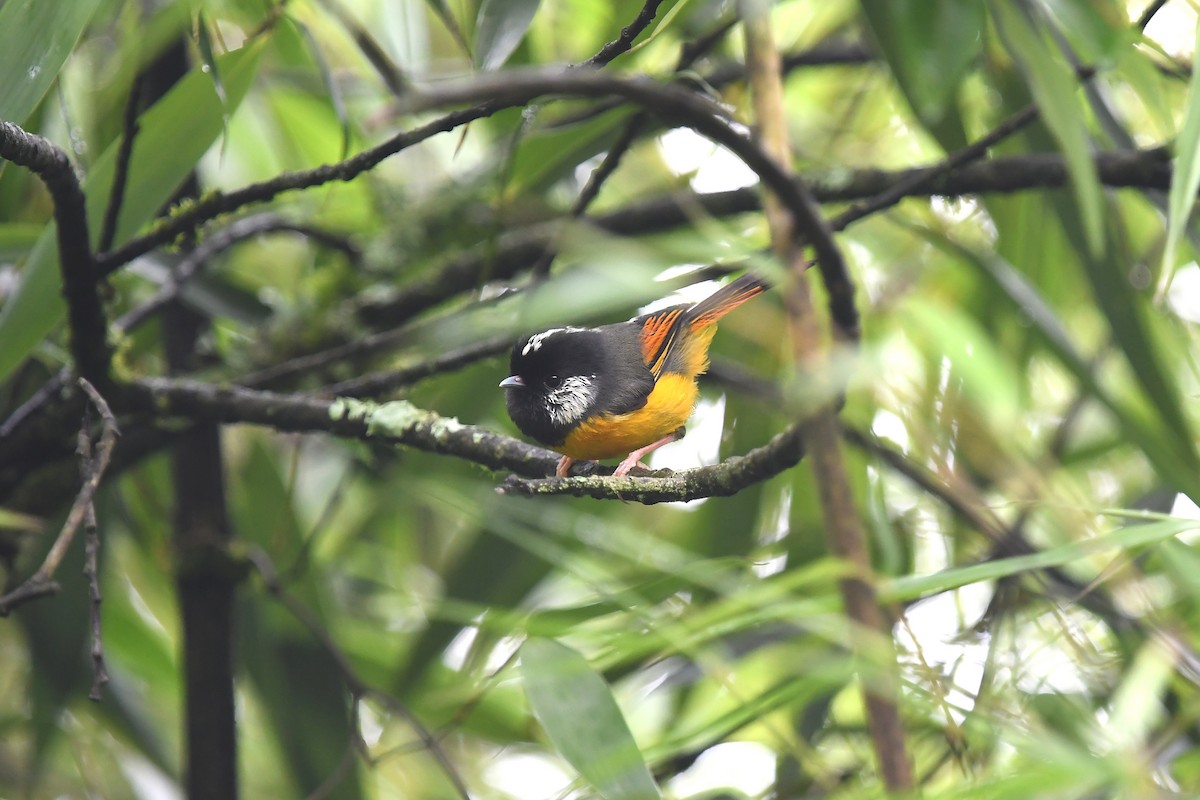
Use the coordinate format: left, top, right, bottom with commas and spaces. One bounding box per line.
546, 375, 562, 389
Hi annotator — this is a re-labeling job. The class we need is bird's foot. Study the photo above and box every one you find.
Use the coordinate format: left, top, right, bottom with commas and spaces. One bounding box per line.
555, 455, 575, 478
612, 430, 685, 477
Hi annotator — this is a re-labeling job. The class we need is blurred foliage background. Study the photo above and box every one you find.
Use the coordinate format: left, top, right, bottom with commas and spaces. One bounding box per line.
1, 0, 1200, 797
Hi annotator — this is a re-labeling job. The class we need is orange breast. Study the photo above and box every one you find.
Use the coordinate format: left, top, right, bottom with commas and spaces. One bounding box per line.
559, 372, 699, 461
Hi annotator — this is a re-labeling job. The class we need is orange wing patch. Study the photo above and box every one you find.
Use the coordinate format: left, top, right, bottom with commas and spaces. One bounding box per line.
639, 274, 768, 379
638, 307, 684, 377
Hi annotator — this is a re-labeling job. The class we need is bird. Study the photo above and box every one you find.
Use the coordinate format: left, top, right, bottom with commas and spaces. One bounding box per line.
500, 273, 768, 478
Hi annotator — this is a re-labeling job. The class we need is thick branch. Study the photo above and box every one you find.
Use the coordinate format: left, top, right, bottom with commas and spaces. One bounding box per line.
123, 377, 561, 477
0, 121, 108, 385
355, 148, 1170, 328
499, 424, 805, 503
119, 377, 810, 502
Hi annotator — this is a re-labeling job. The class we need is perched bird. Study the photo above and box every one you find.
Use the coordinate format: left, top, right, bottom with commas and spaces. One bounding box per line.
500, 273, 768, 477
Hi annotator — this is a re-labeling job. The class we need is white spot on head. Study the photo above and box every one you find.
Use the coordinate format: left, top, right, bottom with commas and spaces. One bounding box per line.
522, 327, 586, 355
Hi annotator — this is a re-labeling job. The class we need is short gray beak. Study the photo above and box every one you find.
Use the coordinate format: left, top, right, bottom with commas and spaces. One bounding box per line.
499, 375, 525, 389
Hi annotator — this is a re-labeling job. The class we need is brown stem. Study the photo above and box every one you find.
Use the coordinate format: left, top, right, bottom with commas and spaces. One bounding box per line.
739, 0, 912, 789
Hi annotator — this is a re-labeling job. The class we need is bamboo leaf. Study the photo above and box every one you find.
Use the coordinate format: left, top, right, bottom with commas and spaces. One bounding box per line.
521, 638, 661, 800
859, 0, 983, 148
0, 0, 104, 124
293, 18, 351, 159
922, 231, 1200, 499
424, 0, 471, 56
887, 518, 1199, 600
1163, 19, 1200, 278
991, 1, 1104, 256
475, 0, 542, 71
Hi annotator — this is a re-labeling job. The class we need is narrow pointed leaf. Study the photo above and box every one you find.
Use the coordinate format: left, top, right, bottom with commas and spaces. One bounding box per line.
294, 19, 351, 159
860, 0, 983, 148
424, 0, 471, 56
521, 637, 660, 800
887, 518, 1199, 600
1163, 20, 1200, 277
474, 0, 541, 71
195, 13, 228, 108
991, 1, 1104, 256
0, 0, 104, 124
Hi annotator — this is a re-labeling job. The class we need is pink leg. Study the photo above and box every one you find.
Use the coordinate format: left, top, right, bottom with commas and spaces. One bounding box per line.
555, 455, 575, 478
613, 429, 685, 477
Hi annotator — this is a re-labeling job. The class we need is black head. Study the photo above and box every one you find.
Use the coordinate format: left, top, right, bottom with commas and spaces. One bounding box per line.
500, 327, 606, 446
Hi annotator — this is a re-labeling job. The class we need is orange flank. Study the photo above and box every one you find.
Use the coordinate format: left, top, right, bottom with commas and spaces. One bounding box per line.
560, 373, 698, 461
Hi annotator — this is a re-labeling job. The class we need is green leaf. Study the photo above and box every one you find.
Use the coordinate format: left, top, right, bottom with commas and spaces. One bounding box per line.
859, 0, 983, 148
0, 222, 42, 260
0, 40, 266, 384
898, 295, 1023, 432
0, 0, 104, 124
195, 13, 229, 109
474, 0, 542, 71
921, 231, 1200, 498
240, 602, 363, 800
887, 518, 1198, 600
991, 1, 1104, 257
424, 0, 471, 56
521, 638, 661, 800
1163, 19, 1200, 277
0, 506, 43, 532
292, 18, 351, 159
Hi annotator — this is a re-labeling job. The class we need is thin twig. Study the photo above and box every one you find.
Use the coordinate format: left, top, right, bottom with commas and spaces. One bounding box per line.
350, 147, 1170, 331
98, 76, 143, 254
0, 367, 72, 440
0, 378, 120, 616
94, 101, 509, 275
305, 737, 360, 800
77, 403, 110, 700
1137, 0, 1170, 31
95, 68, 860, 335
92, 9, 710, 278
831, 104, 1041, 231
581, 0, 666, 68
